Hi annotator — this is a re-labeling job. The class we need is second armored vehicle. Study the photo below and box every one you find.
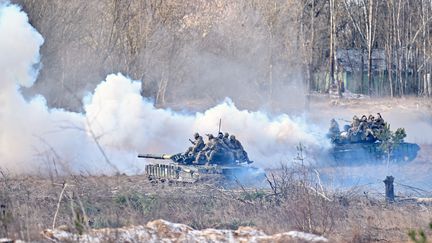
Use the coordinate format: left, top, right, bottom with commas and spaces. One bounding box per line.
327, 114, 420, 164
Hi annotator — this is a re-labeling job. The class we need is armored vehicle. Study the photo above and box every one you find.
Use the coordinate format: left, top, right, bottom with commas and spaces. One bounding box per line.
330, 142, 420, 164
327, 114, 420, 164
138, 133, 265, 184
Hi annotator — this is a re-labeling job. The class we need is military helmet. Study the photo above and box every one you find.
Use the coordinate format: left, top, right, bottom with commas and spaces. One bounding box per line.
208, 134, 214, 139
230, 135, 236, 140
194, 132, 200, 139
218, 132, 223, 138
224, 132, 229, 138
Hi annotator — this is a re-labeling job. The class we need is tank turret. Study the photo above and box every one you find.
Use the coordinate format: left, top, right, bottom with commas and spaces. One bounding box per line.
327, 114, 420, 163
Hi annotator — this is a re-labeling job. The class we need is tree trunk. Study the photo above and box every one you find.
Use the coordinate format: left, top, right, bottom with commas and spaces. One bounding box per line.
367, 0, 374, 96
329, 0, 339, 97
428, 73, 432, 97
156, 34, 177, 106
367, 48, 373, 95
308, 0, 315, 93
268, 26, 273, 102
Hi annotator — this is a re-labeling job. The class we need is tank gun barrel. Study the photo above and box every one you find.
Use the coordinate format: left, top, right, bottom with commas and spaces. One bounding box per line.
137, 154, 172, 160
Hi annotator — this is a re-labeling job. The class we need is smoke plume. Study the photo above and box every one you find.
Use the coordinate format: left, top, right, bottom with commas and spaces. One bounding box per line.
0, 3, 327, 175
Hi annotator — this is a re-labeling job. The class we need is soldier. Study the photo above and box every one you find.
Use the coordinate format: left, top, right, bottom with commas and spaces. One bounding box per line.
183, 133, 198, 156
207, 140, 223, 163
183, 133, 204, 158
327, 118, 340, 140
367, 115, 375, 124
190, 133, 204, 154
223, 132, 232, 148
375, 113, 385, 127
358, 121, 374, 141
358, 115, 371, 138
206, 133, 234, 164
194, 134, 216, 164
217, 132, 224, 140
349, 115, 360, 135
229, 135, 251, 163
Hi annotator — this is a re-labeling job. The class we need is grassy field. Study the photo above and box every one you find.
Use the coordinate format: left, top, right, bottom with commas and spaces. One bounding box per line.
1, 163, 431, 242
1, 97, 431, 242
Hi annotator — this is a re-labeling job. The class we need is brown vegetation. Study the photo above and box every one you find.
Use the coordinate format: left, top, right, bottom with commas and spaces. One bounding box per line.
0, 164, 431, 242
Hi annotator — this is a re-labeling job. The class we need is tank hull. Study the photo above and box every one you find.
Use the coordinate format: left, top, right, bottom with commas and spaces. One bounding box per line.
331, 142, 420, 164
145, 162, 265, 184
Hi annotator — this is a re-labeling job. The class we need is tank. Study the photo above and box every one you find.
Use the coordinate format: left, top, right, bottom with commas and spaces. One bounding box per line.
137, 152, 265, 185
327, 116, 421, 164
330, 141, 420, 164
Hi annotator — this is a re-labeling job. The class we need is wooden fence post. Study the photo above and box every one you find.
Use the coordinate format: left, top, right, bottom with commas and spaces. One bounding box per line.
383, 176, 395, 203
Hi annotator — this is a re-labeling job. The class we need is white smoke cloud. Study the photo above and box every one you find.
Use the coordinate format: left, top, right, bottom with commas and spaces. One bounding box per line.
0, 2, 328, 175
0, 3, 136, 174
85, 74, 328, 167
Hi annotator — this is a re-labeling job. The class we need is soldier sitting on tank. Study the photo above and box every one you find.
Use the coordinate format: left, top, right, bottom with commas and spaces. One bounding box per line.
366, 114, 379, 132
213, 132, 238, 164
192, 133, 205, 152
183, 133, 204, 158
217, 132, 232, 152
367, 115, 375, 125
348, 115, 366, 142
356, 116, 377, 142
327, 119, 340, 142
194, 134, 216, 164
339, 124, 350, 143
207, 138, 229, 164
229, 135, 252, 163
223, 132, 231, 148
349, 115, 360, 135
375, 113, 385, 127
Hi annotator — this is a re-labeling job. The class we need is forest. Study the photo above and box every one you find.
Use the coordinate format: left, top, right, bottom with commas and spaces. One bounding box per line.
14, 0, 432, 111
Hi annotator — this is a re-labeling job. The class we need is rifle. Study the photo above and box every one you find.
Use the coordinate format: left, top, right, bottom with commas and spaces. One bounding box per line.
337, 118, 351, 123
189, 139, 196, 145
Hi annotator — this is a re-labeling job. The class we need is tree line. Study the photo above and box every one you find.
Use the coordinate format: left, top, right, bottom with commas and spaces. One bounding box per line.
14, 0, 432, 110
300, 0, 432, 98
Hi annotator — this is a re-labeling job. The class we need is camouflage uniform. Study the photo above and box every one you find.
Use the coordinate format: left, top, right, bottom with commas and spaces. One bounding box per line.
194, 134, 216, 164
349, 115, 360, 135
375, 113, 385, 127
207, 139, 225, 163
206, 133, 235, 164
217, 132, 230, 151
229, 135, 251, 163
191, 134, 204, 154
367, 115, 374, 127
223, 132, 231, 148
184, 133, 204, 157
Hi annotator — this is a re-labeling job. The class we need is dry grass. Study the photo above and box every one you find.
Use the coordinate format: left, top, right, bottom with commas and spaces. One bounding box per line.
0, 165, 431, 242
